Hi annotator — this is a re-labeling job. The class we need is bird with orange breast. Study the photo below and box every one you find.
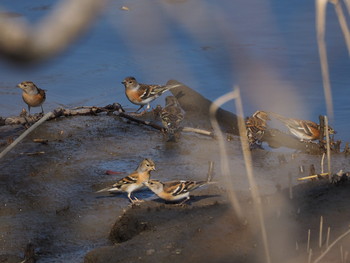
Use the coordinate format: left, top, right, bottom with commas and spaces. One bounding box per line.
269, 112, 336, 141
17, 81, 46, 114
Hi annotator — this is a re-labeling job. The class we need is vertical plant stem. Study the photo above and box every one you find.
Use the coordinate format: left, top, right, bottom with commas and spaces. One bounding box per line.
316, 0, 334, 120
319, 216, 324, 248
308, 229, 311, 253
209, 90, 243, 219
333, 0, 350, 56
234, 86, 271, 263
326, 226, 331, 248
324, 116, 332, 182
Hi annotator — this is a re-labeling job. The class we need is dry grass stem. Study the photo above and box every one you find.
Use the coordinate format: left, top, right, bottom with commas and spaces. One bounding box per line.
319, 216, 324, 248
321, 153, 325, 174
316, 0, 334, 119
324, 116, 332, 182
313, 228, 350, 263
234, 86, 271, 263
326, 226, 331, 248
332, 0, 350, 55
209, 90, 243, 219
0, 112, 53, 160
309, 248, 313, 263
308, 229, 311, 253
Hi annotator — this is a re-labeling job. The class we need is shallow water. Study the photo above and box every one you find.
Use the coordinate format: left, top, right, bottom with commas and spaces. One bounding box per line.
0, 0, 349, 141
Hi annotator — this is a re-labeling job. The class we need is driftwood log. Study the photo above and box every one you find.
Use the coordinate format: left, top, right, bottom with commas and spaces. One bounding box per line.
167, 80, 343, 154
0, 82, 345, 154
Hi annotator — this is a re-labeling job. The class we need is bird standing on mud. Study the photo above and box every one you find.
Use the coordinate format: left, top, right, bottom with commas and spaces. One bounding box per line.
269, 112, 336, 141
121, 76, 180, 112
96, 159, 156, 203
144, 179, 215, 205
160, 96, 185, 142
17, 81, 46, 114
245, 110, 270, 148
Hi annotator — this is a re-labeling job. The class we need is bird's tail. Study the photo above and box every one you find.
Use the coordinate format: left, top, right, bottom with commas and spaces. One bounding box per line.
95, 186, 120, 193
268, 112, 297, 126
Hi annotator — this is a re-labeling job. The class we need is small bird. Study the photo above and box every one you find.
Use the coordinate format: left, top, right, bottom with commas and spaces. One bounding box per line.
144, 179, 214, 205
17, 81, 46, 114
96, 159, 156, 203
160, 96, 185, 141
245, 110, 270, 148
121, 76, 179, 112
270, 112, 336, 141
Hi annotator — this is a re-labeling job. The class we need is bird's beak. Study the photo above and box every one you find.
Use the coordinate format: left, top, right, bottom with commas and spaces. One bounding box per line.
121, 81, 126, 84
152, 167, 156, 171
17, 84, 22, 89
143, 181, 149, 186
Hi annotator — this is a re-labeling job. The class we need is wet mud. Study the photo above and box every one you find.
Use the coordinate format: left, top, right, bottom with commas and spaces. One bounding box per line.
1, 114, 350, 262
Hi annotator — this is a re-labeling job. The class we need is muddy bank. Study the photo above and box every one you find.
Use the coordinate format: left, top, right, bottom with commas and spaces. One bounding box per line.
85, 180, 350, 263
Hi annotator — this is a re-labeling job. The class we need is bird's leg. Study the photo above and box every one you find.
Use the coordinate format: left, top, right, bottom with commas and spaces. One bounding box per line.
136, 105, 145, 112
27, 106, 31, 116
40, 105, 44, 114
176, 197, 190, 206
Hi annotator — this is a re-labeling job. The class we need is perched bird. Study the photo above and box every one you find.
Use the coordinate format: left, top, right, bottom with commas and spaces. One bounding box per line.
270, 112, 336, 141
245, 110, 270, 148
160, 96, 185, 141
17, 81, 46, 114
96, 159, 156, 203
121, 76, 179, 112
144, 179, 214, 205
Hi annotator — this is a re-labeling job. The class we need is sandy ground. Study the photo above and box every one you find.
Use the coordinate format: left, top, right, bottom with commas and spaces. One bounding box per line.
0, 113, 350, 263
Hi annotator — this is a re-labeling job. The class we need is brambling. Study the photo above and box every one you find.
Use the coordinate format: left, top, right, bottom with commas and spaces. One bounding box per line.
160, 96, 185, 141
121, 76, 179, 112
245, 110, 270, 147
17, 81, 46, 114
270, 112, 336, 141
96, 159, 156, 203
144, 179, 214, 205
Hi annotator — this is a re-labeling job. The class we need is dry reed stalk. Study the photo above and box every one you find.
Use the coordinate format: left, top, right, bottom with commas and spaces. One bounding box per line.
345, 0, 350, 14
309, 248, 313, 263
0, 112, 53, 160
326, 226, 331, 248
324, 116, 332, 182
206, 161, 214, 182
316, 0, 334, 119
234, 86, 271, 263
321, 153, 325, 174
319, 216, 323, 248
313, 228, 350, 263
332, 0, 350, 55
308, 229, 311, 253
289, 173, 293, 200
209, 90, 243, 219
341, 245, 344, 263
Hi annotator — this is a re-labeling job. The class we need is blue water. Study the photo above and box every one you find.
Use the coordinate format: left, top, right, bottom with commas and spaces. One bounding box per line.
1, 0, 350, 142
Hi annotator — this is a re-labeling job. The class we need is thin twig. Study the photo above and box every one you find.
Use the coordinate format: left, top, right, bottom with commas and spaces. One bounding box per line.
182, 127, 213, 137
0, 112, 53, 160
